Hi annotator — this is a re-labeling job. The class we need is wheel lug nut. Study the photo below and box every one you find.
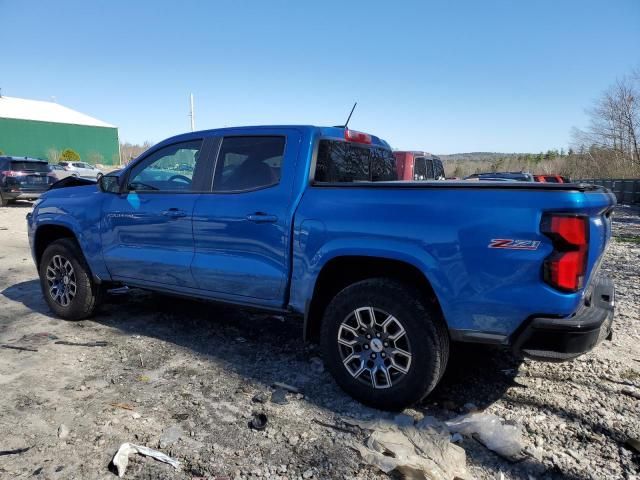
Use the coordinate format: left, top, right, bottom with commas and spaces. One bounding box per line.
376, 333, 381, 337
381, 352, 386, 358
383, 342, 389, 347
366, 334, 371, 339
371, 353, 376, 359
364, 344, 369, 349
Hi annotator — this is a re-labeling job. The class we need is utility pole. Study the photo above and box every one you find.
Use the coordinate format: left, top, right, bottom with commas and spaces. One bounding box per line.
189, 93, 195, 132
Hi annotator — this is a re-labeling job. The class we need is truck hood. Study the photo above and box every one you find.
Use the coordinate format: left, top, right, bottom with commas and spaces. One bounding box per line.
49, 176, 97, 190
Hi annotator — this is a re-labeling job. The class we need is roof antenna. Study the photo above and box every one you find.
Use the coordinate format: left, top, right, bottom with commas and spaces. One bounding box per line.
336, 102, 357, 129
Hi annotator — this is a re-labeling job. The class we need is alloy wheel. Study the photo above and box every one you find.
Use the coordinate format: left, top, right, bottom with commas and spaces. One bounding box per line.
337, 306, 412, 389
45, 254, 77, 306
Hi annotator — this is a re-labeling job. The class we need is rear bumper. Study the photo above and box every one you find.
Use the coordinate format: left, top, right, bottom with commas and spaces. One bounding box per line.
1, 190, 44, 200
511, 276, 615, 361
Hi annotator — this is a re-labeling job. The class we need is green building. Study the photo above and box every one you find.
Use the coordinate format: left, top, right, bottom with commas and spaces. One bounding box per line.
0, 95, 119, 165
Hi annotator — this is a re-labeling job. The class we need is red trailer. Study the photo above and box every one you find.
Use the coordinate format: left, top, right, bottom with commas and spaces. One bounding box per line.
393, 151, 445, 181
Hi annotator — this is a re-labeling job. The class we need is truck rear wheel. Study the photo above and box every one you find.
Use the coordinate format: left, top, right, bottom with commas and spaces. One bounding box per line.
39, 238, 102, 320
320, 278, 448, 410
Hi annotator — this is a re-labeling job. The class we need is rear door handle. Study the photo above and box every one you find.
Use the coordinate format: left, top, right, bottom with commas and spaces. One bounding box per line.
162, 208, 187, 218
246, 212, 278, 223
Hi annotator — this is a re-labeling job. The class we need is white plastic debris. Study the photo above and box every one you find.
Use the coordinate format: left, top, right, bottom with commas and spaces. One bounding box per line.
446, 412, 524, 459
111, 442, 180, 477
345, 415, 470, 480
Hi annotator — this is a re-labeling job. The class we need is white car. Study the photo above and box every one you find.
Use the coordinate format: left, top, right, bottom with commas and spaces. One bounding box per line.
57, 161, 103, 179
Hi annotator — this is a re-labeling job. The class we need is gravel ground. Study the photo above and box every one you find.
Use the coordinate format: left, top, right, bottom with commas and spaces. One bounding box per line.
0, 203, 638, 480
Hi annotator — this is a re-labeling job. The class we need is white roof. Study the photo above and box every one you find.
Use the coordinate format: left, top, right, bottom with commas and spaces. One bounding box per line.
0, 96, 115, 128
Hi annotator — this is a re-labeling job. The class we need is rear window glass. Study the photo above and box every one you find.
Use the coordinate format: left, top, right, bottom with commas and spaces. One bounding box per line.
11, 161, 48, 172
314, 140, 396, 182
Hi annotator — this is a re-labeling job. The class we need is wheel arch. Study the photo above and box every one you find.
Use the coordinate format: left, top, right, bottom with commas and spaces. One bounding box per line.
34, 224, 79, 268
303, 255, 445, 342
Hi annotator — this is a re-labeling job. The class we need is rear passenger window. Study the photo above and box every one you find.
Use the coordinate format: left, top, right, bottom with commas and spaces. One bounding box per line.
315, 140, 396, 183
425, 158, 434, 179
413, 157, 427, 180
213, 136, 285, 192
433, 158, 444, 179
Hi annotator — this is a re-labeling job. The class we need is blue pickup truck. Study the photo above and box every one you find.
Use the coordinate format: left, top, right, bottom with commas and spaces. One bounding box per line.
27, 125, 616, 409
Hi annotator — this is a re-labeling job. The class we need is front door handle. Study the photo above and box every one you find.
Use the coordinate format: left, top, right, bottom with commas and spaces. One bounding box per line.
246, 212, 278, 223
162, 208, 187, 218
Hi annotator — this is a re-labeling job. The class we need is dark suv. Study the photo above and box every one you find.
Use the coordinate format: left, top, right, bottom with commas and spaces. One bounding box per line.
0, 156, 53, 206
464, 171, 534, 182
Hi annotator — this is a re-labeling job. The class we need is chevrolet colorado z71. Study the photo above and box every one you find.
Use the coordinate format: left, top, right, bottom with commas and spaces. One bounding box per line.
27, 126, 616, 409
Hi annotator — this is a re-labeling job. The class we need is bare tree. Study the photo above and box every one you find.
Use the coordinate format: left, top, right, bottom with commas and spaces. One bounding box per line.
46, 148, 61, 164
572, 72, 639, 176
119, 141, 153, 166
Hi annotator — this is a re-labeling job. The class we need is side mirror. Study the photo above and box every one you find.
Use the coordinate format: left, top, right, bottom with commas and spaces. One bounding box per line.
98, 174, 121, 194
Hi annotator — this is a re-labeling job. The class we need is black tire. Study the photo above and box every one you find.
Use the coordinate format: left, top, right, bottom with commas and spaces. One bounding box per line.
0, 191, 8, 207
39, 238, 102, 320
320, 278, 449, 410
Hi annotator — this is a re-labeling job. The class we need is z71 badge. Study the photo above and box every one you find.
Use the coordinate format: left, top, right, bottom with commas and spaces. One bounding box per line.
488, 239, 541, 250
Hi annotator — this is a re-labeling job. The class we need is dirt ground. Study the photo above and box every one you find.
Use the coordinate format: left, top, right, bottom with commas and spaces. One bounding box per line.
0, 203, 638, 480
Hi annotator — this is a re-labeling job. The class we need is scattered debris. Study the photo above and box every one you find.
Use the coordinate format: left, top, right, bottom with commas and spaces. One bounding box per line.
1, 345, 38, 352
110, 403, 135, 411
20, 332, 58, 343
248, 413, 268, 431
55, 340, 108, 347
446, 412, 525, 460
626, 438, 640, 454
0, 447, 31, 456
111, 442, 180, 477
348, 415, 470, 480
311, 418, 356, 435
173, 413, 189, 421
272, 382, 299, 394
139, 354, 144, 367
621, 386, 640, 400
271, 388, 289, 405
57, 424, 70, 439
252, 392, 268, 404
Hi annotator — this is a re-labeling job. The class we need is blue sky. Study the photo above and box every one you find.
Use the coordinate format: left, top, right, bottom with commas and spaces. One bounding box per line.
1, 0, 638, 153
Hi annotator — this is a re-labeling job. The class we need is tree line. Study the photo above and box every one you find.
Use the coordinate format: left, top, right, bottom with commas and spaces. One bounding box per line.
444, 68, 640, 179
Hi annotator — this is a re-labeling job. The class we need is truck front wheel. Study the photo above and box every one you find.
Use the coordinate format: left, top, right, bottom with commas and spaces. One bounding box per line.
39, 238, 102, 320
320, 278, 448, 410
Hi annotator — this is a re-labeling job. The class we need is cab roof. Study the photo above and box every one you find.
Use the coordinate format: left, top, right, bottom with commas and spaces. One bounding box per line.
157, 125, 390, 149
0, 156, 47, 162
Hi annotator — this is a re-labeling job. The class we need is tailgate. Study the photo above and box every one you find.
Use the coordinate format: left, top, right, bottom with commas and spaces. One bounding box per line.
6, 173, 53, 191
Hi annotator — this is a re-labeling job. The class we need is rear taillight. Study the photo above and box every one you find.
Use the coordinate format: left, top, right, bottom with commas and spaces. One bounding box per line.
344, 128, 372, 144
2, 170, 21, 177
541, 214, 589, 292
